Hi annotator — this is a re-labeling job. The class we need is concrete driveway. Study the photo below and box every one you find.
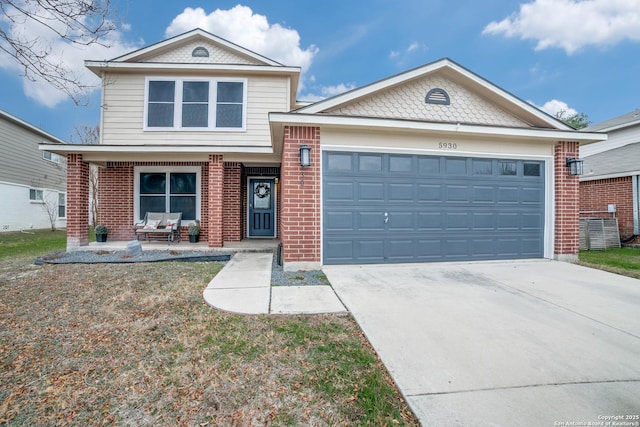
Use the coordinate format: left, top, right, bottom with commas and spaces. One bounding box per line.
323, 260, 640, 426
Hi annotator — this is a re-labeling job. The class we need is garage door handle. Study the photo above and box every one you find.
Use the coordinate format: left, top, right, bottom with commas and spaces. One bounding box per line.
384, 212, 389, 223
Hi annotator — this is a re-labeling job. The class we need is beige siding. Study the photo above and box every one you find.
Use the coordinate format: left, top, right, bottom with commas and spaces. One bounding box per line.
0, 117, 66, 191
148, 40, 264, 65
328, 72, 528, 128
101, 73, 289, 147
321, 128, 555, 158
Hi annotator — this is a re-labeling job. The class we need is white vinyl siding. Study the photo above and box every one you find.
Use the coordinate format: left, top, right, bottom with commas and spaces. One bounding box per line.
101, 74, 289, 147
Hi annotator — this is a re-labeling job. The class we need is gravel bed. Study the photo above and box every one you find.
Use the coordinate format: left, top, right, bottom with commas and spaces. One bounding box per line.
35, 250, 232, 265
34, 250, 329, 287
270, 255, 330, 287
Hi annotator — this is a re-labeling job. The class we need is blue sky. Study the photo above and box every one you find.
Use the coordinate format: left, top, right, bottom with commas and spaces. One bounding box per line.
1, 0, 639, 141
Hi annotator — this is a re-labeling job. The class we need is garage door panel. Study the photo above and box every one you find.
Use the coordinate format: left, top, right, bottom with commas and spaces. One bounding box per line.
358, 211, 385, 231
418, 184, 442, 201
446, 185, 472, 202
445, 212, 471, 229
417, 212, 442, 229
324, 181, 355, 202
388, 183, 414, 201
324, 211, 353, 231
323, 152, 545, 264
358, 182, 385, 201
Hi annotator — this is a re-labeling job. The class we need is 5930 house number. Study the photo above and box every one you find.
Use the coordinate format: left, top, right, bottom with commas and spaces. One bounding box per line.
438, 142, 458, 149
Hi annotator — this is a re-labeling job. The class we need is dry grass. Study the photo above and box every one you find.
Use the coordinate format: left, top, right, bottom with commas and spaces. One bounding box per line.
0, 258, 418, 426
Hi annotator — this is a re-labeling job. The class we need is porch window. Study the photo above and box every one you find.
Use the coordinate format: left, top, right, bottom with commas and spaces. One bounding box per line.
145, 78, 246, 130
135, 167, 200, 223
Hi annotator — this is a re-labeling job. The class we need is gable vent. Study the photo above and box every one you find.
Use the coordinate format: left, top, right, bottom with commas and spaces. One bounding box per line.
425, 88, 450, 105
192, 46, 209, 58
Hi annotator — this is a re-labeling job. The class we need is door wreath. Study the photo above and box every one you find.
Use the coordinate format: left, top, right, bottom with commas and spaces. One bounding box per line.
254, 183, 270, 198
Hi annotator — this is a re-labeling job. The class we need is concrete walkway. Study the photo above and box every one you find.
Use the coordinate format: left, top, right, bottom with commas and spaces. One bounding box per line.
202, 252, 346, 315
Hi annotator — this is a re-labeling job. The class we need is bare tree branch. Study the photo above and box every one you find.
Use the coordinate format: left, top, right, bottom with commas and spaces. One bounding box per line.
0, 0, 116, 105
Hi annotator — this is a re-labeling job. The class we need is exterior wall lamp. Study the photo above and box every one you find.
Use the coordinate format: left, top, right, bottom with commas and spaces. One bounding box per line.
566, 157, 584, 176
300, 144, 311, 167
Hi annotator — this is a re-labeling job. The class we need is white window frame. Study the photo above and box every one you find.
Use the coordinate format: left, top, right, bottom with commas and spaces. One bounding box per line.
133, 166, 201, 225
29, 188, 44, 203
58, 192, 66, 219
43, 151, 61, 163
143, 77, 247, 132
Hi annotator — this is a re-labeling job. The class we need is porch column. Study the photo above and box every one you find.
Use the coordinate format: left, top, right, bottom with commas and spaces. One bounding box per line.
280, 126, 321, 270
208, 154, 224, 247
66, 153, 90, 250
223, 162, 242, 242
554, 140, 580, 262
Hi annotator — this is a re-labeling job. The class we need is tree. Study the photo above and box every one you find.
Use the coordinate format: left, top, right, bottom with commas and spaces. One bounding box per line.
0, 0, 116, 105
70, 124, 100, 225
555, 110, 591, 130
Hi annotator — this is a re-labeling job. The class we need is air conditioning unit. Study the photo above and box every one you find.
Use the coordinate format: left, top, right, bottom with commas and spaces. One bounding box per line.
579, 218, 621, 250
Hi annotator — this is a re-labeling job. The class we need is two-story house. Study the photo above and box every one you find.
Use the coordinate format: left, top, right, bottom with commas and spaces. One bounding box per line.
1, 109, 67, 232
42, 28, 604, 270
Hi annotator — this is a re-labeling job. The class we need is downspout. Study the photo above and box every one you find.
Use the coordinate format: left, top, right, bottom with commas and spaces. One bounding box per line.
633, 175, 639, 235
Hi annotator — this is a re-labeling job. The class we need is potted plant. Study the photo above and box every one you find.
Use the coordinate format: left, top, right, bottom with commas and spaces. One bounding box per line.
94, 225, 108, 242
188, 221, 200, 243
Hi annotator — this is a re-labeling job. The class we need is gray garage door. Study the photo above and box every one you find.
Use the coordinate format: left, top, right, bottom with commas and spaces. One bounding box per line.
323, 151, 545, 264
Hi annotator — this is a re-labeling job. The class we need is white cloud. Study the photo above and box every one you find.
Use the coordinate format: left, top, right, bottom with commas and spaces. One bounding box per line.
165, 5, 318, 74
389, 41, 427, 64
0, 5, 140, 107
299, 81, 356, 102
483, 0, 640, 54
531, 99, 577, 117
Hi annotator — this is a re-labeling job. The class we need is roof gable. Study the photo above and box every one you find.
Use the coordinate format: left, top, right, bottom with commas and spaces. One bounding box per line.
298, 58, 571, 130
112, 28, 282, 66
326, 71, 529, 128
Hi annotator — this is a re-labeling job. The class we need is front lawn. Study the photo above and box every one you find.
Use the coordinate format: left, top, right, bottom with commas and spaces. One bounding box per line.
0, 229, 66, 262
578, 247, 640, 279
0, 233, 418, 425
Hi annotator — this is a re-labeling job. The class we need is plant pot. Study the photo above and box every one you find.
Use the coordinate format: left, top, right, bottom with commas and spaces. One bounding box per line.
96, 234, 107, 243
189, 235, 199, 243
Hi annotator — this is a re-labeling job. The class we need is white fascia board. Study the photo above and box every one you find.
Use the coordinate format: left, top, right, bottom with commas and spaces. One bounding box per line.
269, 113, 606, 143
85, 61, 300, 75
580, 171, 640, 182
38, 144, 273, 155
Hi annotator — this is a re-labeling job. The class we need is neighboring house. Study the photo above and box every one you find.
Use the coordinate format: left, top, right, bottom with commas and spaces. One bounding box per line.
41, 28, 604, 269
0, 109, 67, 232
580, 110, 640, 241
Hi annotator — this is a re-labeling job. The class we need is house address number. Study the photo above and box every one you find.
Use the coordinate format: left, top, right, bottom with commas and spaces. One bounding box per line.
438, 142, 458, 149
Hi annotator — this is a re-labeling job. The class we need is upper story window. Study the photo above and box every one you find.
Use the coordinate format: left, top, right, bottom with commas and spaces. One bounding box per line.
144, 78, 246, 131
192, 46, 209, 57
43, 151, 61, 163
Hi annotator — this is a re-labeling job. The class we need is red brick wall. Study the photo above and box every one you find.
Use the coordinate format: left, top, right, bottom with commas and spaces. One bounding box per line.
208, 155, 224, 247
98, 161, 214, 242
66, 154, 90, 247
554, 141, 580, 256
223, 162, 242, 242
98, 164, 134, 241
280, 126, 321, 263
580, 176, 636, 238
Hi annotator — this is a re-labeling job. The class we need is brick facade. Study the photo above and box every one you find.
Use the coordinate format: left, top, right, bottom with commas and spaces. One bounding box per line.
66, 154, 90, 249
280, 126, 321, 268
580, 176, 636, 240
208, 155, 224, 247
223, 162, 242, 242
554, 141, 580, 259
